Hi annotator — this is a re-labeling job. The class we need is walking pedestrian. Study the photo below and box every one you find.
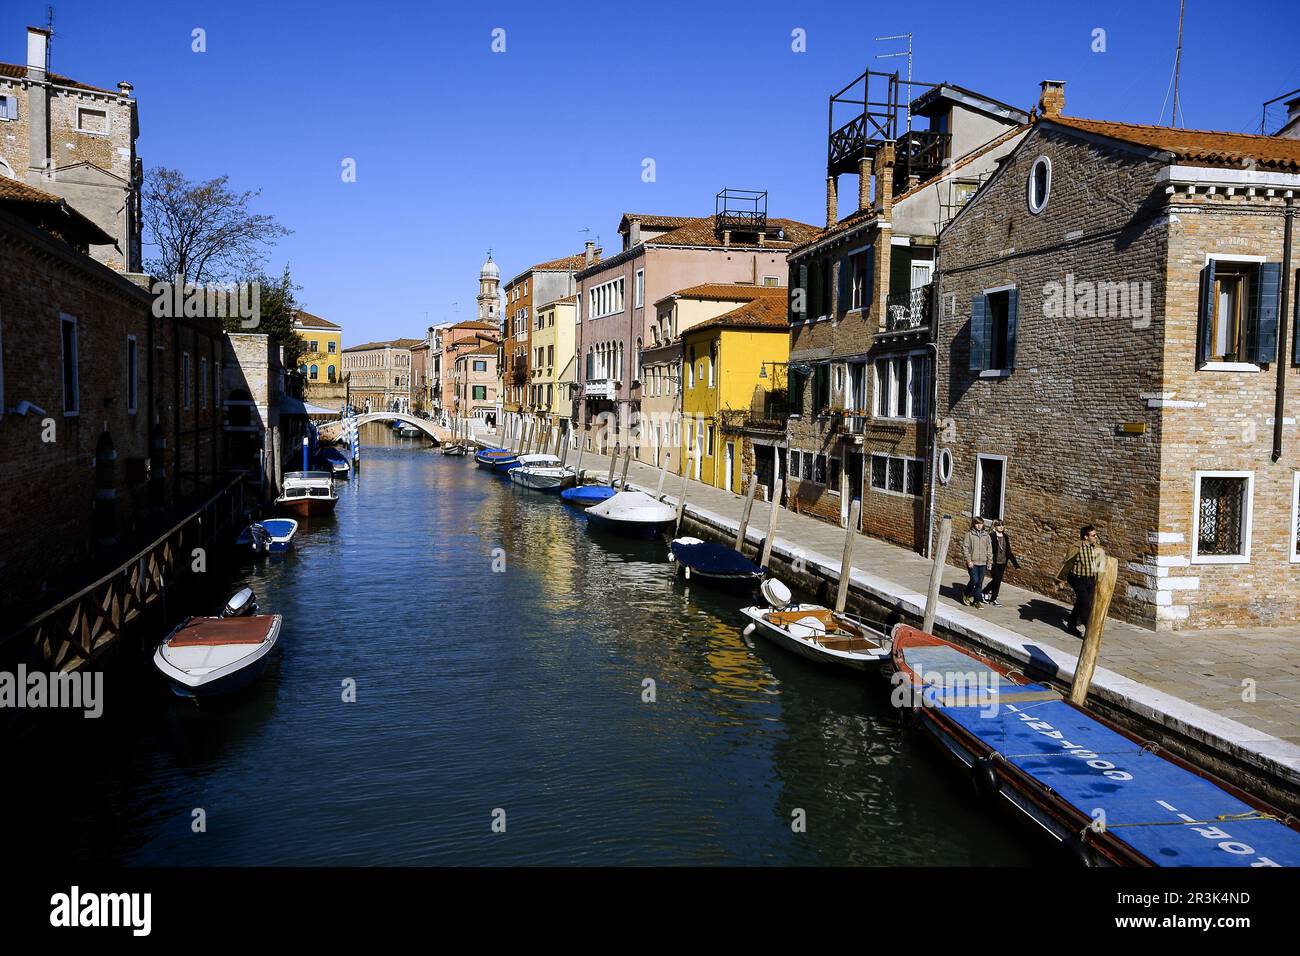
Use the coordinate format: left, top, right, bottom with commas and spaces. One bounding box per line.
1055, 524, 1104, 637
961, 517, 993, 609
982, 519, 1021, 607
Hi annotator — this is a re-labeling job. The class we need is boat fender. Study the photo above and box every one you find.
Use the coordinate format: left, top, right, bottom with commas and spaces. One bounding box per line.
1062, 832, 1098, 868
684, 566, 691, 580
742, 623, 756, 637
667, 551, 675, 562
972, 755, 1001, 801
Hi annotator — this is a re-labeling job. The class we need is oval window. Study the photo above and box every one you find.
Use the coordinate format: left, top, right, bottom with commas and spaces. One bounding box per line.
1027, 155, 1051, 214
938, 447, 954, 485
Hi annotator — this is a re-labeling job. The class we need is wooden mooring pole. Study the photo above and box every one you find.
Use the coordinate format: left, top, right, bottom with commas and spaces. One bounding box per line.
924, 515, 953, 634
760, 478, 783, 569
834, 499, 861, 615
1069, 556, 1119, 707
735, 473, 758, 553
674, 465, 691, 536
619, 445, 632, 489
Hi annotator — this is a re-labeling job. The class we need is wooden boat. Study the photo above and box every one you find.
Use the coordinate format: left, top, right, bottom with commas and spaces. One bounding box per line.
316, 446, 351, 476
235, 518, 298, 555
509, 454, 577, 491
891, 625, 1300, 866
398, 424, 420, 438
560, 484, 616, 507
741, 580, 891, 670
670, 536, 764, 591
441, 443, 469, 457
474, 448, 516, 470
276, 471, 338, 516
153, 612, 282, 699
585, 490, 675, 539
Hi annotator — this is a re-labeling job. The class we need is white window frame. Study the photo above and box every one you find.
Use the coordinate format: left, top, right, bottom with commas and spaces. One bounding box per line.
126, 334, 138, 415
1202, 253, 1268, 372
60, 312, 79, 416
635, 269, 644, 308
1027, 155, 1051, 215
872, 350, 927, 420
1291, 472, 1300, 564
1192, 470, 1254, 565
869, 451, 923, 498
0, 94, 17, 122
973, 453, 1008, 520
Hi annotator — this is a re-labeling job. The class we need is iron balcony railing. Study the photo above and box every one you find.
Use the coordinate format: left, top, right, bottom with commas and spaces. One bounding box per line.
886, 283, 932, 331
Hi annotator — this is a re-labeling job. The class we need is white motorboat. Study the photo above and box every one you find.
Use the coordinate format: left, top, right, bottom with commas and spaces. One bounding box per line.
741, 580, 892, 671
153, 610, 282, 698
585, 490, 676, 539
276, 470, 338, 516
508, 454, 577, 492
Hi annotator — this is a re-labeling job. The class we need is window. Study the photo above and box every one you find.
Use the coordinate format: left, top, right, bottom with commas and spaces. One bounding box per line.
328, 365, 336, 382
77, 107, 107, 134
126, 335, 138, 414
974, 455, 1006, 520
870, 453, 923, 497
309, 339, 319, 353
812, 362, 830, 415
0, 94, 17, 121
814, 454, 827, 485
328, 341, 337, 353
850, 250, 872, 311
788, 365, 807, 416
589, 277, 625, 319
1193, 472, 1253, 564
789, 449, 801, 478
969, 287, 1018, 373
635, 269, 644, 308
200, 357, 209, 407
61, 314, 79, 415
762, 275, 780, 288
874, 353, 927, 419
473, 359, 487, 372
309, 364, 318, 381
182, 352, 191, 409
1197, 259, 1279, 367
1027, 155, 1051, 214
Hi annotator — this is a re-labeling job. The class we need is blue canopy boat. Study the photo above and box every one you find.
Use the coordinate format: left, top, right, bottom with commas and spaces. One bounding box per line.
316, 445, 351, 477
892, 625, 1300, 867
560, 484, 616, 507
235, 518, 298, 555
475, 448, 517, 470
669, 536, 764, 591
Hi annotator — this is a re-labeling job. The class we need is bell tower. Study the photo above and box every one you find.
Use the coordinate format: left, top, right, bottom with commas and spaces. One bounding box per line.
477, 250, 500, 324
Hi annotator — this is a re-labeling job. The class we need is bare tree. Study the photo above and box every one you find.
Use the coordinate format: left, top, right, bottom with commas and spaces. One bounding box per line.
143, 167, 290, 283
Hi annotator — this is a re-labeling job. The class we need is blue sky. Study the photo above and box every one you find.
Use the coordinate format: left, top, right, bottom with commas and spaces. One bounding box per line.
5, 1, 1298, 343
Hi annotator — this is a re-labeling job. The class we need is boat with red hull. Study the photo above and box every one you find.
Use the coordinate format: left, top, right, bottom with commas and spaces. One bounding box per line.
275, 470, 338, 516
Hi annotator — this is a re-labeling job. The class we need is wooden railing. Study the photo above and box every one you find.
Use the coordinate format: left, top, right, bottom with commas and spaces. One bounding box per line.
0, 474, 246, 673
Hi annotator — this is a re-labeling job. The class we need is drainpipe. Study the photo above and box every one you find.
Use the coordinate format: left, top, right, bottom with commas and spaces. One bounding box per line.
1273, 194, 1295, 463
925, 266, 943, 559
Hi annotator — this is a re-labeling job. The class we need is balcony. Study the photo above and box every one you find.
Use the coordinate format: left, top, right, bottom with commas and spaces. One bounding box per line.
885, 284, 932, 332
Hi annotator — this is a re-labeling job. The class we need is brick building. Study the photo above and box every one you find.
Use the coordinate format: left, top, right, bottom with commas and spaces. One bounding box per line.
0, 26, 142, 274
341, 338, 421, 413
935, 80, 1300, 630
785, 72, 1026, 548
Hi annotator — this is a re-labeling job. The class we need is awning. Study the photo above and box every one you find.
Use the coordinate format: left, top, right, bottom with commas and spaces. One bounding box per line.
278, 397, 337, 417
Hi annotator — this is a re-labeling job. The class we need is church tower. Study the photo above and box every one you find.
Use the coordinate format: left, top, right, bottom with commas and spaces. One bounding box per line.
477, 251, 500, 324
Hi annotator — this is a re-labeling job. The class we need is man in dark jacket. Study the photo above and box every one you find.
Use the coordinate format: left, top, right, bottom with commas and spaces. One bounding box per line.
982, 519, 1021, 607
1056, 525, 1105, 637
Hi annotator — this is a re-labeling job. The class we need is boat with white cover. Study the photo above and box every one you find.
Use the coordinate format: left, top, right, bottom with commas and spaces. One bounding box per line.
741, 580, 892, 671
584, 490, 676, 539
153, 611, 282, 698
508, 454, 577, 491
276, 471, 338, 516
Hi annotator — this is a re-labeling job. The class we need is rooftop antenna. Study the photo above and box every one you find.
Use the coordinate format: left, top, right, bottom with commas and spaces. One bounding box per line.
876, 33, 913, 134
1171, 0, 1185, 128
44, 5, 56, 67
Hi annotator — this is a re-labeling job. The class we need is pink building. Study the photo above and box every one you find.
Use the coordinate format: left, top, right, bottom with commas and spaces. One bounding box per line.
432, 320, 498, 421
574, 200, 818, 453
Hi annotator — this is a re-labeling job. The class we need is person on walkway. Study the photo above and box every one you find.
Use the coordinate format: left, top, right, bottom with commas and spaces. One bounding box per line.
1056, 524, 1104, 637
982, 519, 1021, 607
961, 517, 993, 608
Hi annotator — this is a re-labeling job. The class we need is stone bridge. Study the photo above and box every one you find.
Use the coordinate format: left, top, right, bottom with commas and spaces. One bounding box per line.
317, 412, 451, 444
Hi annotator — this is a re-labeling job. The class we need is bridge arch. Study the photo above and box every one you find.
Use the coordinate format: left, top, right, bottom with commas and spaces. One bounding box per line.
317, 412, 452, 444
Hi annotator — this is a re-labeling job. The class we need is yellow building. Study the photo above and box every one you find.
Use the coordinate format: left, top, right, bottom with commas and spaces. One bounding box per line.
529, 296, 576, 441
680, 297, 789, 493
294, 310, 343, 384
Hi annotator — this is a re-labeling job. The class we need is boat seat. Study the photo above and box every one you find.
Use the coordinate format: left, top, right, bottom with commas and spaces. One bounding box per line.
767, 608, 841, 631
169, 617, 270, 646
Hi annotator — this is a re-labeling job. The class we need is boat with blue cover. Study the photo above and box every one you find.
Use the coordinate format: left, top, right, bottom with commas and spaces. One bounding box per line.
316, 445, 351, 476
474, 448, 516, 470
669, 536, 764, 590
560, 484, 616, 507
235, 518, 299, 555
891, 625, 1300, 867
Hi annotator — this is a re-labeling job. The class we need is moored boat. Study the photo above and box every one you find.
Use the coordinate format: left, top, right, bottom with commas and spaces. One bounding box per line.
474, 448, 517, 470
441, 442, 469, 456
584, 490, 675, 539
741, 580, 891, 669
316, 445, 351, 476
670, 536, 764, 591
890, 625, 1300, 866
560, 484, 616, 507
235, 518, 299, 555
153, 612, 282, 699
508, 454, 577, 491
276, 471, 338, 516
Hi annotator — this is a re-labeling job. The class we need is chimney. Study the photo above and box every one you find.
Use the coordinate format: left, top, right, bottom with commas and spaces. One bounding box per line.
26, 26, 49, 78
826, 175, 838, 228
875, 142, 896, 219
858, 157, 872, 211
584, 241, 594, 267
1038, 80, 1066, 118
117, 81, 134, 98
1287, 96, 1300, 122
629, 217, 641, 247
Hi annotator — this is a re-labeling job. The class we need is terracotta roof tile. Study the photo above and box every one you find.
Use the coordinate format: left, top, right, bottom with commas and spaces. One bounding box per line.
1047, 116, 1300, 172
293, 309, 341, 330
530, 249, 602, 272
0, 176, 62, 203
661, 283, 786, 304
0, 61, 122, 96
343, 338, 423, 352
644, 215, 820, 250
685, 296, 789, 333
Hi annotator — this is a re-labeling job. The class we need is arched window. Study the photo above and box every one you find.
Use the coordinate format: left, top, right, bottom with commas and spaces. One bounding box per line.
299, 364, 307, 376
635, 338, 642, 382
328, 365, 337, 382
618, 341, 624, 380
310, 364, 319, 380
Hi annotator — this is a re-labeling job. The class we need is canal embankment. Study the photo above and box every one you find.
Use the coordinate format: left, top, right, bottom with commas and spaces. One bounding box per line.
519, 443, 1300, 814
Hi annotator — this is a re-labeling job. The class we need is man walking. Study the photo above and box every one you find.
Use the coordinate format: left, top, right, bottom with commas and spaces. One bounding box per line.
982, 519, 1021, 606
1056, 524, 1104, 637
961, 517, 993, 609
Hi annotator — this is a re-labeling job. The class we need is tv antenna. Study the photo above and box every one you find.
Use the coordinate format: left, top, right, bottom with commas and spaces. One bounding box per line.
1159, 1, 1186, 127
876, 33, 914, 134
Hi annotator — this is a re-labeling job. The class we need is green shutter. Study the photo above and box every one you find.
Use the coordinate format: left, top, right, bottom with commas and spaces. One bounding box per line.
969, 294, 989, 371
836, 256, 850, 318
1248, 262, 1281, 364
814, 363, 829, 413
798, 264, 810, 318
1005, 288, 1020, 370
863, 246, 875, 313
1196, 261, 1215, 368
1294, 269, 1300, 366
789, 368, 803, 415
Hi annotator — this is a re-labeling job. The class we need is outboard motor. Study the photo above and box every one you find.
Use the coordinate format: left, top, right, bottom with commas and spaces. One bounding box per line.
248, 522, 271, 555
221, 587, 258, 618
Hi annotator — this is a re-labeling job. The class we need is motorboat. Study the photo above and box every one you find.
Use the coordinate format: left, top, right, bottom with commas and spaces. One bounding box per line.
235, 518, 299, 555
276, 471, 338, 516
153, 606, 282, 699
560, 484, 616, 507
890, 625, 1300, 866
508, 454, 577, 491
669, 536, 764, 592
441, 443, 469, 457
584, 490, 675, 539
475, 448, 517, 470
741, 579, 891, 670
316, 445, 351, 476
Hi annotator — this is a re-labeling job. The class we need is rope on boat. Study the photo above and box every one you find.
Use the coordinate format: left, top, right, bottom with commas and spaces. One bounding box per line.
1100, 810, 1284, 830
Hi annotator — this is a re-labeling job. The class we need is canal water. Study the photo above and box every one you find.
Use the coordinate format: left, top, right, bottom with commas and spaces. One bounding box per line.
15, 425, 1042, 866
